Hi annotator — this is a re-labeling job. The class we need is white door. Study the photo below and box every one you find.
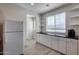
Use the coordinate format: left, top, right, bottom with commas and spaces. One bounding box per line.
37, 34, 40, 42
38, 34, 45, 44
26, 15, 36, 40
17, 32, 23, 54
51, 36, 59, 50
67, 39, 77, 55
42, 35, 51, 47
58, 38, 67, 54
4, 32, 20, 55
78, 40, 79, 55
37, 34, 51, 47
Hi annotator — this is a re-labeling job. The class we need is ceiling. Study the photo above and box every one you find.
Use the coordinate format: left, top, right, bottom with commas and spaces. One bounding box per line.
17, 3, 67, 14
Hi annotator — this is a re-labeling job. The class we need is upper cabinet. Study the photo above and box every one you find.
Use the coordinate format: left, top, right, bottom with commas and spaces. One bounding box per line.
70, 5, 79, 11
69, 4, 79, 26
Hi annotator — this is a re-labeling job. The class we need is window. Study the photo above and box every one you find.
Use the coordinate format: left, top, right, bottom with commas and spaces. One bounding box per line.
46, 12, 66, 35
46, 16, 55, 32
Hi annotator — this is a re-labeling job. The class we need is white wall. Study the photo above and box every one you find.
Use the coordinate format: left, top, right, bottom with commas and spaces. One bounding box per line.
40, 4, 79, 36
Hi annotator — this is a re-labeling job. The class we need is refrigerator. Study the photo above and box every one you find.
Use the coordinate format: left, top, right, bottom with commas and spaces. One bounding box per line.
3, 20, 23, 55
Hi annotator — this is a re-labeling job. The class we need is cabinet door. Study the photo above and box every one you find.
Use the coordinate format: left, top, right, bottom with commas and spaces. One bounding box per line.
39, 34, 45, 44
37, 34, 40, 42
58, 38, 67, 54
43, 35, 51, 47
77, 40, 79, 55
67, 39, 77, 55
37, 34, 51, 47
51, 36, 59, 50
37, 34, 48, 45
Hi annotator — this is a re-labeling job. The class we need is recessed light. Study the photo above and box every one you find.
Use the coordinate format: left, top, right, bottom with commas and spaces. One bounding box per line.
31, 3, 34, 5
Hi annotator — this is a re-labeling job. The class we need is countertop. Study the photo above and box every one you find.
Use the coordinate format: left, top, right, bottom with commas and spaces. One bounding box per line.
37, 32, 78, 40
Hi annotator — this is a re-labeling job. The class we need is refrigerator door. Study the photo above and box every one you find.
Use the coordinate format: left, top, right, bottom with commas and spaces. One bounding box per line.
17, 32, 23, 54
4, 20, 23, 32
4, 32, 23, 55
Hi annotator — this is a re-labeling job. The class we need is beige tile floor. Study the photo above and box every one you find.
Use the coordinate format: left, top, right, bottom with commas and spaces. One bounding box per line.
23, 39, 62, 55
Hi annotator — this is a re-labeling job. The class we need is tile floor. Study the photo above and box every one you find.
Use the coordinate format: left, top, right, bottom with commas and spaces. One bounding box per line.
23, 39, 62, 55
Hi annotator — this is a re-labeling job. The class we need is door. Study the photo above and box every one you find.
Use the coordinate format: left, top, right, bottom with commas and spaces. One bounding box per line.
41, 34, 51, 47
38, 34, 45, 44
0, 24, 3, 55
58, 38, 67, 54
78, 40, 79, 55
67, 39, 77, 55
26, 15, 36, 40
37, 34, 51, 47
4, 32, 23, 55
44, 35, 51, 47
51, 36, 59, 50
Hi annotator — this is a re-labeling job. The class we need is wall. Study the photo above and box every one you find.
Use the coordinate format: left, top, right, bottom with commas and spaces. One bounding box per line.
40, 4, 79, 36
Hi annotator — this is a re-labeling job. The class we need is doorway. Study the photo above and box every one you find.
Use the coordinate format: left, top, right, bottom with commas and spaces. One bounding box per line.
23, 15, 36, 54
25, 15, 36, 40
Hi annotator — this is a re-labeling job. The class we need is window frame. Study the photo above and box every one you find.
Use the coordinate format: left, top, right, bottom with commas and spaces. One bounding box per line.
46, 12, 66, 36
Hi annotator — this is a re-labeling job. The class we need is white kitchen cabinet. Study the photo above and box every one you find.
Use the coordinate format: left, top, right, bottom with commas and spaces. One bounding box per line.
51, 36, 59, 51
38, 34, 51, 47
44, 35, 51, 47
40, 35, 51, 47
39, 34, 45, 44
37, 34, 79, 55
77, 40, 79, 55
37, 34, 45, 44
37, 34, 40, 42
58, 38, 67, 54
67, 39, 77, 55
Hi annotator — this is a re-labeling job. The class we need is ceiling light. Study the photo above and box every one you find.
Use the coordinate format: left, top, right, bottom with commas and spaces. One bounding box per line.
46, 4, 50, 7
31, 3, 34, 5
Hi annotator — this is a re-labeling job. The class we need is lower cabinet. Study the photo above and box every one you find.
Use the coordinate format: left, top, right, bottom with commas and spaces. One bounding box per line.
77, 40, 79, 55
37, 34, 51, 47
51, 37, 59, 51
37, 34, 78, 55
58, 38, 67, 54
37, 34, 41, 43
41, 35, 51, 47
67, 39, 77, 55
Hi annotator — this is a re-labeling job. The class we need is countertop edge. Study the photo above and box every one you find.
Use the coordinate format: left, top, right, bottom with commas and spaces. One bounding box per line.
37, 32, 78, 40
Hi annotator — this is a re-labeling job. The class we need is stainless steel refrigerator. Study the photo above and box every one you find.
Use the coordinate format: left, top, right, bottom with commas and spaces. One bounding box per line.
3, 20, 23, 55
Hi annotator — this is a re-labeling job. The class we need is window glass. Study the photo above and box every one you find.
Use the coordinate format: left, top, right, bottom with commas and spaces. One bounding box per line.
46, 12, 66, 35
